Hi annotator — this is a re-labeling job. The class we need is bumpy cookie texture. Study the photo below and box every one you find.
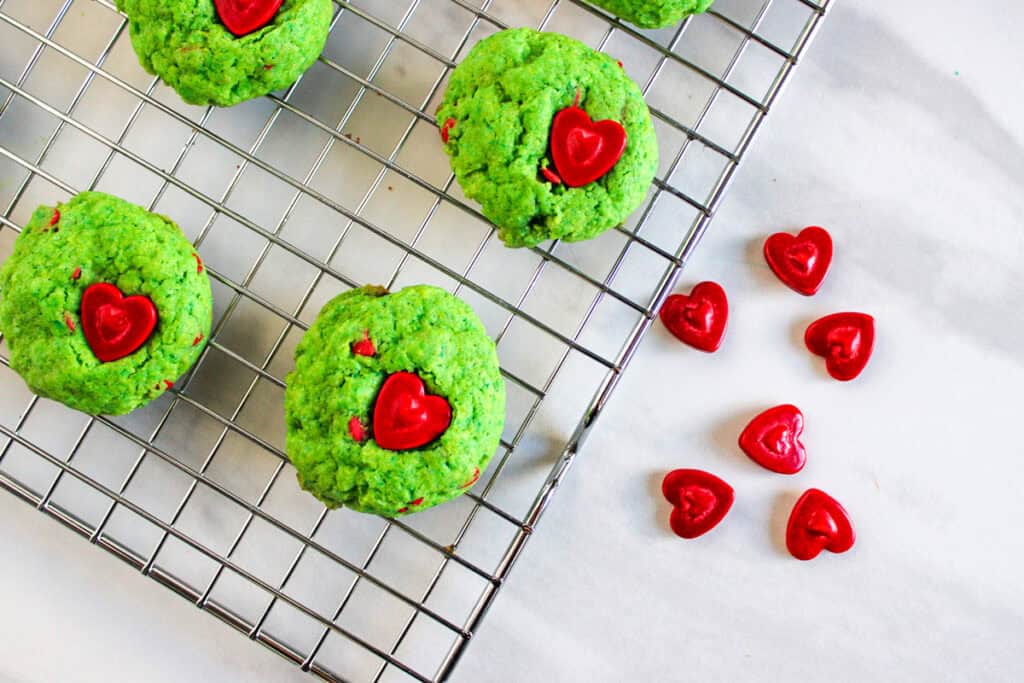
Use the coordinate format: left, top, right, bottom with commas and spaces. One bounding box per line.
116, 0, 332, 107
285, 285, 505, 516
0, 192, 213, 415
586, 0, 714, 28
437, 28, 658, 248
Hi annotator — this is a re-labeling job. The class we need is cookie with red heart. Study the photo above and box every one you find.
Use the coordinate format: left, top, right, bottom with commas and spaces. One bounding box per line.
285, 285, 505, 516
0, 192, 212, 415
437, 28, 658, 247
116, 0, 332, 107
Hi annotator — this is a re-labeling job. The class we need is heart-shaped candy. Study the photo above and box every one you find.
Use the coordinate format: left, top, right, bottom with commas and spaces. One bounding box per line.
214, 0, 284, 37
739, 404, 806, 474
805, 312, 875, 381
80, 283, 158, 363
786, 488, 855, 560
659, 281, 729, 352
661, 469, 734, 539
372, 372, 452, 451
764, 226, 833, 296
549, 105, 627, 187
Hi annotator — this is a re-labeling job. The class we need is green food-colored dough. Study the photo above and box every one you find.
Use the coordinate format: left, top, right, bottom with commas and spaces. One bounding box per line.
0, 192, 213, 415
586, 0, 714, 28
437, 28, 659, 248
116, 0, 333, 107
285, 285, 505, 516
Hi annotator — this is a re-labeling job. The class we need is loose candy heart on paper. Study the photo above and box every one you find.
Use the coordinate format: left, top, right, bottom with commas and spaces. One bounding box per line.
739, 404, 807, 475
764, 226, 833, 296
805, 312, 875, 381
661, 469, 734, 539
373, 372, 452, 451
659, 281, 729, 353
786, 488, 855, 560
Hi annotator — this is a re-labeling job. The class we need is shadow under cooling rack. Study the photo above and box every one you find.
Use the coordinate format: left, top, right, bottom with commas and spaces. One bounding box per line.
0, 0, 829, 680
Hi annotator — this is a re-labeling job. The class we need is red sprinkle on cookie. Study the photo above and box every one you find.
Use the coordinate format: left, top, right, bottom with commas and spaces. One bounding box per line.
348, 416, 367, 443
764, 226, 833, 296
661, 469, 734, 539
786, 488, 855, 560
440, 117, 456, 143
739, 404, 807, 475
351, 330, 375, 357
805, 312, 874, 381
659, 281, 729, 353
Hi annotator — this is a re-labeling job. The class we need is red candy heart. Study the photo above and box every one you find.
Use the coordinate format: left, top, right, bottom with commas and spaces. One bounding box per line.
805, 312, 875, 381
372, 372, 452, 451
214, 0, 283, 37
549, 104, 627, 187
661, 469, 734, 539
763, 226, 833, 296
738, 404, 806, 474
80, 283, 158, 363
659, 281, 729, 352
786, 488, 855, 560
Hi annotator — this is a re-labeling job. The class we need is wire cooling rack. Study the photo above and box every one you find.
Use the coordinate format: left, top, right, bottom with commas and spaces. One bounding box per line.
0, 0, 829, 680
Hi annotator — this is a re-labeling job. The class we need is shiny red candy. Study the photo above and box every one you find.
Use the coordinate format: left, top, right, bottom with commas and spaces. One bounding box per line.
763, 226, 833, 296
786, 488, 855, 560
805, 312, 874, 381
738, 404, 806, 475
80, 283, 158, 363
659, 281, 728, 353
214, 0, 283, 37
661, 469, 734, 539
549, 105, 626, 187
372, 372, 451, 451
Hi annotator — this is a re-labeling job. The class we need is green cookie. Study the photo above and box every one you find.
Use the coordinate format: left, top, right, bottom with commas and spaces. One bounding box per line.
285, 285, 505, 516
586, 0, 714, 28
116, 0, 333, 107
437, 28, 658, 248
0, 192, 213, 415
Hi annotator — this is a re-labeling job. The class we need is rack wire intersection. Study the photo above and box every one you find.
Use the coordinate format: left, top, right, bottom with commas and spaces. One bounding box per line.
0, 0, 829, 680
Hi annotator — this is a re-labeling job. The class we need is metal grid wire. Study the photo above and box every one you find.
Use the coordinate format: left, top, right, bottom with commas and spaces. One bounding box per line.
0, 0, 829, 680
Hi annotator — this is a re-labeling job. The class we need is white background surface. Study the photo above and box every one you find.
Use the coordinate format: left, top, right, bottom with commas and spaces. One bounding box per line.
3, 1, 1024, 681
